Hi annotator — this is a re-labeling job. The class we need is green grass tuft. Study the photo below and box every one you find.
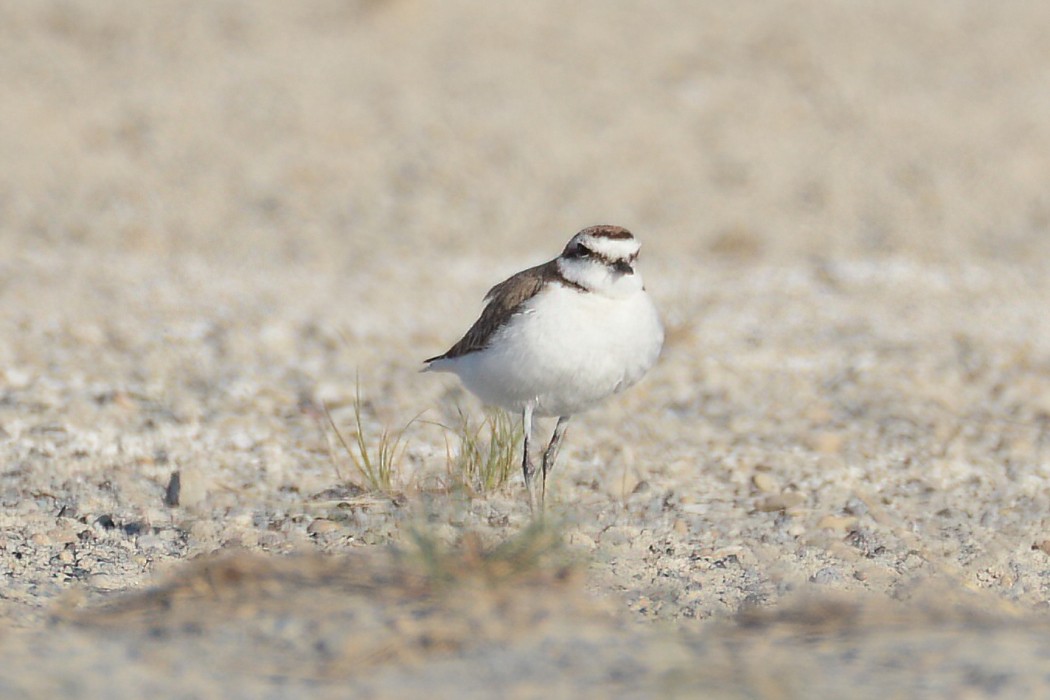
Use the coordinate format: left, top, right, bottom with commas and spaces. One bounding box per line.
444, 407, 522, 495
403, 517, 570, 587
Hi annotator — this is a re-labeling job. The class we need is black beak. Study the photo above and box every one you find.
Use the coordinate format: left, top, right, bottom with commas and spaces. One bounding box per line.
613, 260, 634, 275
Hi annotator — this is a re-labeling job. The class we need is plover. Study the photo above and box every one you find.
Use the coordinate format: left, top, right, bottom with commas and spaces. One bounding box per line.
424, 225, 664, 502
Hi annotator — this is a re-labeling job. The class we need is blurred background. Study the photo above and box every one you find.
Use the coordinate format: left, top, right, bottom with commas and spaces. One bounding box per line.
4, 0, 1049, 270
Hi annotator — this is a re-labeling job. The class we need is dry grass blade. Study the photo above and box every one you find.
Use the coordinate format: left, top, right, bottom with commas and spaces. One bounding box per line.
444, 407, 521, 495
323, 380, 413, 494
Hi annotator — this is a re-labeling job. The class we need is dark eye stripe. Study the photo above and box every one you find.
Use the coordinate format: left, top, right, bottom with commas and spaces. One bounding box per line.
565, 245, 638, 274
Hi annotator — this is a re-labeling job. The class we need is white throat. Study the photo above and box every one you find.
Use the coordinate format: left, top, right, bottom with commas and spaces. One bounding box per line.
557, 257, 644, 298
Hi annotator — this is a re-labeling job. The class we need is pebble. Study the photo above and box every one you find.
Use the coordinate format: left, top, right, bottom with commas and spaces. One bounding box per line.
307, 518, 342, 536
708, 545, 747, 562
226, 529, 259, 548
123, 521, 150, 537
598, 526, 638, 547
164, 471, 181, 507
189, 519, 222, 543
88, 573, 128, 591
4, 367, 32, 388
810, 567, 842, 584
751, 473, 778, 493
855, 566, 900, 588
136, 534, 164, 550
817, 514, 859, 531
568, 532, 597, 549
230, 432, 255, 451
757, 492, 807, 512
844, 497, 869, 516
94, 515, 117, 531
808, 431, 844, 454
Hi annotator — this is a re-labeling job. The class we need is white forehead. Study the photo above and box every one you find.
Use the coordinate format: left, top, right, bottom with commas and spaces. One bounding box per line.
572, 231, 641, 260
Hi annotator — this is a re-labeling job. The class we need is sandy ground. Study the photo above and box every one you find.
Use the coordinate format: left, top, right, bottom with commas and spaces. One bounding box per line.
2, 1, 1050, 697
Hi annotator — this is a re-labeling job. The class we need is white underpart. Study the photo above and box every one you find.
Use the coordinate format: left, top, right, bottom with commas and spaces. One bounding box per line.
429, 258, 664, 417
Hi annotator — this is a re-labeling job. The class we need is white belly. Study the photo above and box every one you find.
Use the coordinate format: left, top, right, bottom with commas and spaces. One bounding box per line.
436, 285, 664, 416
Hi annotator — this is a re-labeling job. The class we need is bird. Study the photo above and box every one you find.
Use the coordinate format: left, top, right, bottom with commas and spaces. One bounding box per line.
423, 225, 664, 503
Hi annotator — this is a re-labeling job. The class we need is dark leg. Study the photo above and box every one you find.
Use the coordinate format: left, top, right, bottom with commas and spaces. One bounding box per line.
521, 404, 535, 489
540, 415, 571, 504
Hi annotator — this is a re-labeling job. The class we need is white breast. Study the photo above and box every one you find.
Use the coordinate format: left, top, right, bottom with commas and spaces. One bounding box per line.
446, 282, 664, 417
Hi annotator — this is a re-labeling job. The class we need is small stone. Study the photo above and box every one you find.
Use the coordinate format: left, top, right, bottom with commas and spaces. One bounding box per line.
189, 520, 221, 543
757, 491, 806, 512
123, 521, 150, 537
307, 519, 341, 536
751, 473, 778, 493
599, 526, 634, 547
58, 549, 75, 564
857, 566, 899, 587
844, 497, 869, 516
175, 466, 207, 509
803, 403, 833, 423
808, 431, 844, 454
226, 529, 258, 548
230, 432, 254, 451
136, 534, 163, 550
709, 546, 746, 563
4, 367, 32, 389
94, 515, 117, 531
817, 514, 858, 531
810, 567, 841, 584
88, 574, 127, 591
30, 532, 50, 546
164, 471, 181, 507
1032, 541, 1050, 555
46, 528, 78, 544
569, 532, 596, 549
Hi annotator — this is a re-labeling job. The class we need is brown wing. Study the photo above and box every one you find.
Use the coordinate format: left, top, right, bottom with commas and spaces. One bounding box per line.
425, 260, 557, 362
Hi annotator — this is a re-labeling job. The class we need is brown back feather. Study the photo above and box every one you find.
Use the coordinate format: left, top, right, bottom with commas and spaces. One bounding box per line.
426, 259, 583, 362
